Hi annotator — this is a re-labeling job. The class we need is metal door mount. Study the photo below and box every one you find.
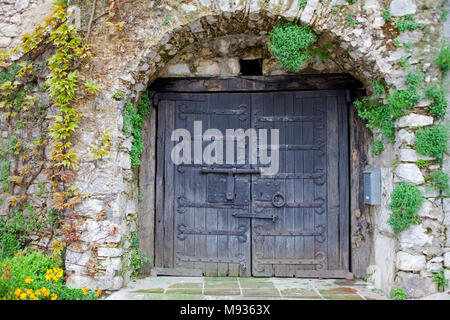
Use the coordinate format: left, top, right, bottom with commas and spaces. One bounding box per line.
272, 192, 285, 208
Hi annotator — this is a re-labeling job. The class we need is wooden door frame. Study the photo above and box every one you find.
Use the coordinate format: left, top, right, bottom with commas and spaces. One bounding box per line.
139, 74, 371, 278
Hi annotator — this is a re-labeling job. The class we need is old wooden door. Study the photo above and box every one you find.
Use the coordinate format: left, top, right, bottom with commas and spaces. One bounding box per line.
152, 75, 355, 278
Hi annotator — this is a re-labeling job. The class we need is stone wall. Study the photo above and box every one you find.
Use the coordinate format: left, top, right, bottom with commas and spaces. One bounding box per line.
0, 0, 448, 298
0, 0, 53, 52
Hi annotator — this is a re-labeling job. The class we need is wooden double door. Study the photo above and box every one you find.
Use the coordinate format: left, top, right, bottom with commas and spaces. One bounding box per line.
153, 76, 351, 278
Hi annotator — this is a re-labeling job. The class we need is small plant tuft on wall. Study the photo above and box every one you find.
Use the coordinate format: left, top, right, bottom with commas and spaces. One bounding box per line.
432, 269, 448, 291
436, 41, 450, 74
396, 14, 425, 32
425, 85, 447, 119
268, 22, 316, 72
389, 287, 407, 300
428, 169, 450, 196
414, 124, 449, 162
388, 183, 423, 235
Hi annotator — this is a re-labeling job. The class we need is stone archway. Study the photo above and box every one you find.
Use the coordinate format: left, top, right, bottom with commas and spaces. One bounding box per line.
32, 0, 442, 298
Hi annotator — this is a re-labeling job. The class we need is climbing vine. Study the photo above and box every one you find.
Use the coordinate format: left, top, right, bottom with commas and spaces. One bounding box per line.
0, 2, 99, 267
122, 91, 152, 168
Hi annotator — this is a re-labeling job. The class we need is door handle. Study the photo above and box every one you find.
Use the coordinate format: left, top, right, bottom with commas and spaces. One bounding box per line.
232, 212, 278, 222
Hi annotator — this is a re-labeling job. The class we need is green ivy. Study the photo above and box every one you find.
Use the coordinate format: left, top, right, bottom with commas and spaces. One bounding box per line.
372, 139, 385, 155
310, 47, 332, 61
346, 14, 356, 27
354, 98, 395, 142
442, 8, 449, 22
354, 73, 420, 145
268, 22, 316, 72
129, 234, 151, 278
112, 90, 125, 100
396, 14, 425, 32
122, 91, 152, 168
416, 159, 431, 169
428, 169, 449, 196
388, 183, 423, 235
298, 0, 307, 8
382, 10, 391, 22
425, 86, 447, 119
372, 80, 385, 99
389, 287, 407, 300
414, 124, 449, 162
432, 269, 448, 291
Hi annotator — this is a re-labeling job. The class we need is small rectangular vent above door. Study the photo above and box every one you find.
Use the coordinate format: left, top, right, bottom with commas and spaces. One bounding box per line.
239, 58, 263, 76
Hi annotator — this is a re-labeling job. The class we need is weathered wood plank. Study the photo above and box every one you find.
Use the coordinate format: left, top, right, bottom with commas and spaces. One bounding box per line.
162, 100, 176, 268
327, 96, 340, 270
150, 74, 362, 93
338, 95, 350, 270
349, 90, 372, 278
154, 103, 166, 268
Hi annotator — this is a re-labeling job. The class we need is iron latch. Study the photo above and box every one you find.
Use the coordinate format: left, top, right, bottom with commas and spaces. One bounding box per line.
232, 212, 278, 223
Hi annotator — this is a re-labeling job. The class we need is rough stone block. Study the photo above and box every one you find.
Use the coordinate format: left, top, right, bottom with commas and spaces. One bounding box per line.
15, 0, 30, 11
394, 163, 424, 184
395, 114, 433, 128
398, 225, 433, 250
398, 149, 434, 162
372, 232, 396, 294
166, 63, 190, 76
395, 129, 415, 146
390, 0, 417, 16
66, 249, 92, 267
444, 252, 450, 268
0, 36, 11, 47
80, 220, 121, 244
98, 247, 123, 257
395, 272, 437, 298
418, 200, 443, 221
196, 59, 220, 75
397, 252, 426, 272
67, 275, 123, 290
0, 23, 18, 37
426, 257, 443, 273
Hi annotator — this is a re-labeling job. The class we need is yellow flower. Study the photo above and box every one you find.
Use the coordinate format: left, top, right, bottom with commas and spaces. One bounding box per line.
45, 274, 51, 281
50, 293, 58, 300
42, 287, 50, 297
35, 290, 41, 296
24, 277, 34, 284
82, 287, 88, 295
20, 293, 26, 300
29, 294, 36, 300
96, 289, 102, 297
14, 289, 22, 296
26, 289, 33, 295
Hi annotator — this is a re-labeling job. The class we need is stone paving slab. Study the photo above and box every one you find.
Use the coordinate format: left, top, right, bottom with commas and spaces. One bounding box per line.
106, 276, 388, 300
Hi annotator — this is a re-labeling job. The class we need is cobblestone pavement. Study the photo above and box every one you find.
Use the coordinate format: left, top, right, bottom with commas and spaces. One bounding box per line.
106, 276, 388, 300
